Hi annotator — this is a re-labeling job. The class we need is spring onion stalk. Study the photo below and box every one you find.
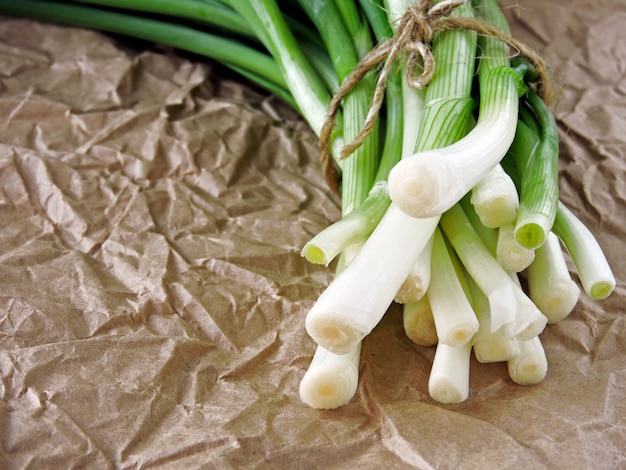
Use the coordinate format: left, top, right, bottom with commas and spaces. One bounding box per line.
503, 120, 615, 301
507, 336, 548, 385
354, 0, 406, 185
440, 204, 517, 333
229, 0, 345, 160
460, 196, 499, 257
552, 202, 616, 300
305, 1, 477, 355
73, 0, 256, 37
397, 1, 478, 307
428, 341, 472, 404
395, 235, 434, 304
469, 277, 521, 363
458, 198, 546, 339
508, 273, 548, 341
496, 224, 536, 273
514, 90, 560, 249
428, 229, 479, 347
305, 206, 439, 354
0, 0, 290, 92
387, 0, 525, 219
301, 182, 390, 266
527, 232, 580, 323
299, 343, 361, 409
470, 164, 519, 229
296, 0, 378, 215
403, 295, 438, 347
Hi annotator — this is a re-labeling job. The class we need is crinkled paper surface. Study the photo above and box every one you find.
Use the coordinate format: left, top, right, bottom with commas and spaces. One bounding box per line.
0, 1, 624, 469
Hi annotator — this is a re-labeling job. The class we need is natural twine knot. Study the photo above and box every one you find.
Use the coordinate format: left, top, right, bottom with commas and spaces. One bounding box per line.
318, 0, 556, 194
318, 0, 468, 187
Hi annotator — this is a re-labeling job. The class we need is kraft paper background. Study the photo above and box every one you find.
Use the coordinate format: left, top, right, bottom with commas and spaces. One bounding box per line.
0, 1, 624, 468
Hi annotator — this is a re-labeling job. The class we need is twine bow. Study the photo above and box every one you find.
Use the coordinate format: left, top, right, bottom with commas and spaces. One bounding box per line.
318, 0, 556, 194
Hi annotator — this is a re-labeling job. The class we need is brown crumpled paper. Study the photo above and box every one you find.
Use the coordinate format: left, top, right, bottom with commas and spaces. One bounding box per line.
0, 1, 624, 468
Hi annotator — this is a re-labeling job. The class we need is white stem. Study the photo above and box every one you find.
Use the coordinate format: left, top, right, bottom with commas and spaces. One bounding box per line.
403, 295, 438, 347
496, 223, 535, 273
507, 273, 548, 341
401, 75, 426, 157
299, 343, 361, 409
305, 205, 439, 354
507, 336, 548, 385
429, 341, 472, 404
428, 230, 479, 347
302, 182, 389, 266
527, 231, 580, 323
387, 83, 519, 218
440, 205, 517, 334
554, 202, 615, 300
394, 234, 433, 303
470, 277, 521, 362
470, 164, 519, 228
474, 335, 520, 364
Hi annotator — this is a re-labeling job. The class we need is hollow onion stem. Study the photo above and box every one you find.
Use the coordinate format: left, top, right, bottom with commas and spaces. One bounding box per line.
496, 224, 536, 273
299, 343, 361, 409
507, 336, 548, 385
429, 341, 472, 404
301, 182, 390, 266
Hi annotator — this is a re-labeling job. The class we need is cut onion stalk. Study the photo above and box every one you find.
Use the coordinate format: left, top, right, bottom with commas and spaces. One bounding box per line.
299, 343, 361, 409
403, 295, 438, 347
428, 229, 479, 347
496, 223, 536, 273
394, 234, 434, 304
469, 276, 521, 363
527, 232, 580, 323
470, 164, 519, 229
429, 341, 472, 404
507, 336, 548, 385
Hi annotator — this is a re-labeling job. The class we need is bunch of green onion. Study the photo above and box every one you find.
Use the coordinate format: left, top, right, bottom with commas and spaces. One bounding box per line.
2, 0, 615, 409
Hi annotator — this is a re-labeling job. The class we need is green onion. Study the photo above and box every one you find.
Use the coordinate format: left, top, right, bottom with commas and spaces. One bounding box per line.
470, 164, 519, 229
553, 202, 616, 300
428, 229, 479, 347
388, 0, 525, 219
527, 232, 581, 323
469, 278, 521, 363
440, 204, 517, 333
298, 343, 361, 409
496, 223, 536, 273
305, 1, 477, 355
301, 182, 390, 266
429, 341, 472, 404
507, 336, 548, 385
504, 120, 615, 301
514, 90, 560, 249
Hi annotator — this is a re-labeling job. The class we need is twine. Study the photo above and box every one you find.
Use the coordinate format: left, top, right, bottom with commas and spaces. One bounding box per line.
318, 0, 556, 192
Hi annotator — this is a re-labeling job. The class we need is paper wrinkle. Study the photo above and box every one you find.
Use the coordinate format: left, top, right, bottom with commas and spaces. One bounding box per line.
1, 3, 625, 468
